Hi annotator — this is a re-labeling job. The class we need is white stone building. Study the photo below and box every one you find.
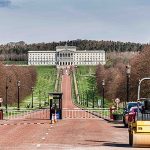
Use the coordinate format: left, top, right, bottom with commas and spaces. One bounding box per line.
28, 45, 105, 66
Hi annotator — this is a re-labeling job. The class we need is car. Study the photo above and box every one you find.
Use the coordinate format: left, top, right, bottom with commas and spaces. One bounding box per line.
123, 102, 143, 127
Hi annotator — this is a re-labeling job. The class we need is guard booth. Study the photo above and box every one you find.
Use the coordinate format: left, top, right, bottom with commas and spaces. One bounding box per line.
49, 92, 63, 120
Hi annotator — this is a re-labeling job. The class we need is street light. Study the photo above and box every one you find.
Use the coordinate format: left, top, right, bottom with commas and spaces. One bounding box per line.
86, 91, 89, 107
31, 87, 34, 108
17, 81, 21, 110
92, 87, 95, 108
126, 64, 131, 104
83, 92, 85, 106
81, 93, 83, 105
102, 80, 105, 108
39, 90, 41, 108
79, 94, 82, 105
5, 77, 11, 113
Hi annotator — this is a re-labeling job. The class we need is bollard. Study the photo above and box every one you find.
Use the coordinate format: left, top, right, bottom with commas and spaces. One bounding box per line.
0, 109, 3, 120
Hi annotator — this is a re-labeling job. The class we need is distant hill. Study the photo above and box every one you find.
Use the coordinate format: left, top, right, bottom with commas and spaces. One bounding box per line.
0, 39, 145, 61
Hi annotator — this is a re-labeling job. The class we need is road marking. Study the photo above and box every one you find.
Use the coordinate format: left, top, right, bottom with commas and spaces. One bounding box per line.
36, 144, 41, 147
0, 122, 51, 126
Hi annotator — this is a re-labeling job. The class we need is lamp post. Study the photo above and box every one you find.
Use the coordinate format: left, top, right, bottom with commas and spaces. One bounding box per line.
126, 65, 131, 104
86, 91, 88, 107
92, 87, 95, 108
44, 92, 46, 106
5, 77, 11, 113
39, 90, 41, 108
31, 87, 34, 108
17, 81, 21, 110
102, 80, 105, 108
83, 92, 85, 106
80, 94, 82, 105
82, 93, 84, 105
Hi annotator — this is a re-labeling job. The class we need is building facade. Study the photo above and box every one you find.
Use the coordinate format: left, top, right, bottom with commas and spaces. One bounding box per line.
28, 45, 105, 66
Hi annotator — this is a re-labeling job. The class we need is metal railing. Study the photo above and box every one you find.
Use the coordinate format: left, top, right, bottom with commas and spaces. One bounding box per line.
62, 108, 110, 120
3, 108, 50, 120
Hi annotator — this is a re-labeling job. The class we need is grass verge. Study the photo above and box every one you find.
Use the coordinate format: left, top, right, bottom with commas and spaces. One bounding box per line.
75, 66, 112, 108
20, 66, 57, 108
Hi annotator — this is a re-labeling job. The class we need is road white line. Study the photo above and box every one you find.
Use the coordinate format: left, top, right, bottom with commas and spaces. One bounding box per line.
36, 144, 41, 147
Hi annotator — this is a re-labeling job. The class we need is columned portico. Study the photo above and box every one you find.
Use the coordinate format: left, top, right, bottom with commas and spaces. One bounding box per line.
56, 46, 75, 66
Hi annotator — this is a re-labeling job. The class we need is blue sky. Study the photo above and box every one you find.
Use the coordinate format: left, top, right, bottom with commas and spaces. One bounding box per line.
0, 0, 150, 44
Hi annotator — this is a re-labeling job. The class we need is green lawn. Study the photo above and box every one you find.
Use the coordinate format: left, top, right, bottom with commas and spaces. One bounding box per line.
76, 66, 112, 108
4, 61, 28, 65
76, 66, 96, 91
20, 66, 57, 108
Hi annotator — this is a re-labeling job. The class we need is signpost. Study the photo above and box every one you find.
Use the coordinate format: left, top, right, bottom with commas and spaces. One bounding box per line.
115, 98, 120, 110
0, 98, 3, 103
98, 99, 102, 107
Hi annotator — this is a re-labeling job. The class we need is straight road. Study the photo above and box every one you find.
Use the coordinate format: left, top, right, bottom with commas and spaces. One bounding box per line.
0, 68, 148, 150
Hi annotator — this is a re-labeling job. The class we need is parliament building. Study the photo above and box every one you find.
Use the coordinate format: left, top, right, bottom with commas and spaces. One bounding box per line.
28, 45, 106, 66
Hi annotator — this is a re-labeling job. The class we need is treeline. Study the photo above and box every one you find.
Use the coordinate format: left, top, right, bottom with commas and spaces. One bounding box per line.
96, 46, 150, 102
0, 63, 37, 105
0, 40, 144, 61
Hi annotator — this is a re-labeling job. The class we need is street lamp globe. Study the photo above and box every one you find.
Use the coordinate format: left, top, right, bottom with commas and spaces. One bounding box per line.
126, 64, 131, 76
31, 87, 34, 91
102, 79, 105, 108
102, 80, 105, 86
17, 81, 21, 87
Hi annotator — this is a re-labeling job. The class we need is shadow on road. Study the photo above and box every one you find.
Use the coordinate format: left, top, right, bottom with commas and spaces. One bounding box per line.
85, 140, 110, 143
78, 140, 130, 148
113, 125, 126, 128
103, 142, 130, 148
77, 140, 110, 147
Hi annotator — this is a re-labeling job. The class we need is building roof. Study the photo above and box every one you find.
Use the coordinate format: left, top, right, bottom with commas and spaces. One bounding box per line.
56, 45, 76, 52
56, 46, 76, 49
28, 51, 55, 53
76, 50, 105, 53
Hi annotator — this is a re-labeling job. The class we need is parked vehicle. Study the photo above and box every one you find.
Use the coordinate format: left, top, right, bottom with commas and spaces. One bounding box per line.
123, 102, 143, 127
